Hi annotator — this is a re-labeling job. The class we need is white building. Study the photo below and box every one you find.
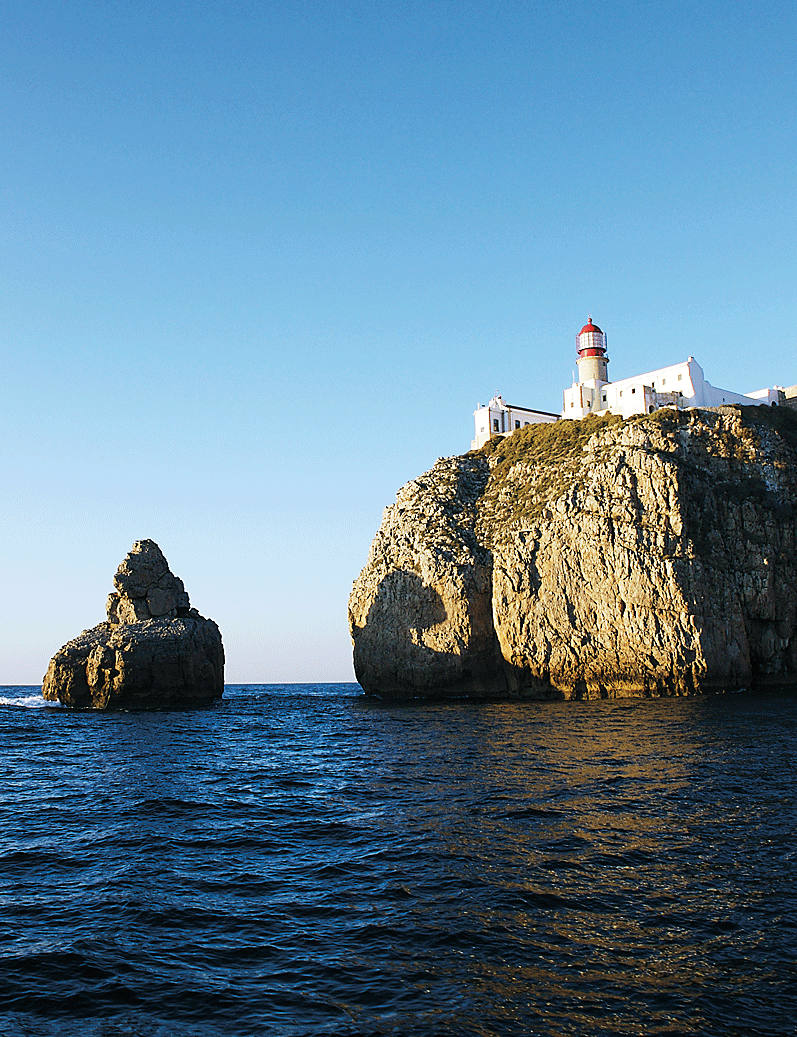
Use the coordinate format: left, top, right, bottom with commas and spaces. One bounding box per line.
471, 395, 558, 449
473, 317, 783, 446
562, 318, 780, 420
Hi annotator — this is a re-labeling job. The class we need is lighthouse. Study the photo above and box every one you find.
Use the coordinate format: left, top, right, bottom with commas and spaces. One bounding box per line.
576, 317, 608, 384
562, 316, 612, 417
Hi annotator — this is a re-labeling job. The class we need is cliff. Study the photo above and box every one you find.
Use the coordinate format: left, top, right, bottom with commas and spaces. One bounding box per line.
43, 540, 224, 709
349, 406, 797, 699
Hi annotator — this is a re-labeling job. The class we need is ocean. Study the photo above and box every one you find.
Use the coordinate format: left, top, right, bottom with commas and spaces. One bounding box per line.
0, 684, 794, 1036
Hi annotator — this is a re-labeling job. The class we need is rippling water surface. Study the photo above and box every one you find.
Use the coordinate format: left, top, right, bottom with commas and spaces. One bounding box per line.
1, 684, 795, 1036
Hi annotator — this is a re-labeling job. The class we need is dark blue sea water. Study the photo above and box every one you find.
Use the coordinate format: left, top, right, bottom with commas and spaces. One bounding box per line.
0, 684, 795, 1036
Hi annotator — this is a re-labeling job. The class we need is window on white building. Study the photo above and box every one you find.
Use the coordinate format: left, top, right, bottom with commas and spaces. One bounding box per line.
493, 419, 499, 432
678, 374, 682, 381
515, 420, 520, 429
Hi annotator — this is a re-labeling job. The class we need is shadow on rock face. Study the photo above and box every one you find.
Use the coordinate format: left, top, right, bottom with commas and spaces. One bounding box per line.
352, 570, 457, 697
351, 568, 504, 700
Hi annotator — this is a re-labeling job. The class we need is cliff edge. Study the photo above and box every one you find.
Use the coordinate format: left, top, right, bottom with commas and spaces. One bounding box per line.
349, 407, 797, 699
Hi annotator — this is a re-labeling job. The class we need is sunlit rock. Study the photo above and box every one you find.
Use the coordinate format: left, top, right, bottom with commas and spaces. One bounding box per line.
350, 408, 797, 699
43, 540, 224, 709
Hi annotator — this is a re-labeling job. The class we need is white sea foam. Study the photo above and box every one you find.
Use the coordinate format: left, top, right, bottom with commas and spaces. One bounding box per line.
0, 693, 53, 708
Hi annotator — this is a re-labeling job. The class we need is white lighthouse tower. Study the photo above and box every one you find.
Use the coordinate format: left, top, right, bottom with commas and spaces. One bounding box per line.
562, 316, 611, 417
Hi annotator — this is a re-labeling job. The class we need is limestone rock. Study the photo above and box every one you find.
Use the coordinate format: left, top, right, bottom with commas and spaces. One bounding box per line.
349, 407, 797, 699
43, 540, 224, 709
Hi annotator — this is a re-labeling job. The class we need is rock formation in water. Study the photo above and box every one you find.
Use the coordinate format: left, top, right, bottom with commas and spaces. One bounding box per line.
43, 540, 224, 709
349, 406, 797, 699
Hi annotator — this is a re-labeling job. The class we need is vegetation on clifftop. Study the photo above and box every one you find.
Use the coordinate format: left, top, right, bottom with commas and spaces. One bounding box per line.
739, 403, 797, 451
471, 413, 624, 534
469, 405, 797, 539
474, 412, 623, 475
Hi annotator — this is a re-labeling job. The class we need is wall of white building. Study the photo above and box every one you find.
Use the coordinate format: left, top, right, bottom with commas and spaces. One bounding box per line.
472, 395, 558, 449
562, 357, 780, 420
474, 353, 783, 448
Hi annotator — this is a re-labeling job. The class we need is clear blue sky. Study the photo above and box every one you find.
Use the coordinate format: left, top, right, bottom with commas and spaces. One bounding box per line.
2, 0, 794, 684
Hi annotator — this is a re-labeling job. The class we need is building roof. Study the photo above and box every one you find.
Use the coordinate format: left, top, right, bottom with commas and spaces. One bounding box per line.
579, 318, 603, 335
506, 405, 560, 417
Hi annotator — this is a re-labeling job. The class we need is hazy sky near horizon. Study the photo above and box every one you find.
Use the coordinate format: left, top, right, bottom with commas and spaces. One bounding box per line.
2, 0, 795, 683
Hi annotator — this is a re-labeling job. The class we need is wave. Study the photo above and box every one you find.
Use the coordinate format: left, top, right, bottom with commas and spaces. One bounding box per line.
0, 691, 53, 708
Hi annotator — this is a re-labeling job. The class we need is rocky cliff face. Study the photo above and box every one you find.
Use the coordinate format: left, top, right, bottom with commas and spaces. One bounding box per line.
43, 540, 224, 709
349, 407, 797, 699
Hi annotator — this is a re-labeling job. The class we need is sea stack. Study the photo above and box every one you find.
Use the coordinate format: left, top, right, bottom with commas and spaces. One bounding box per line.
349, 407, 797, 699
43, 540, 224, 709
